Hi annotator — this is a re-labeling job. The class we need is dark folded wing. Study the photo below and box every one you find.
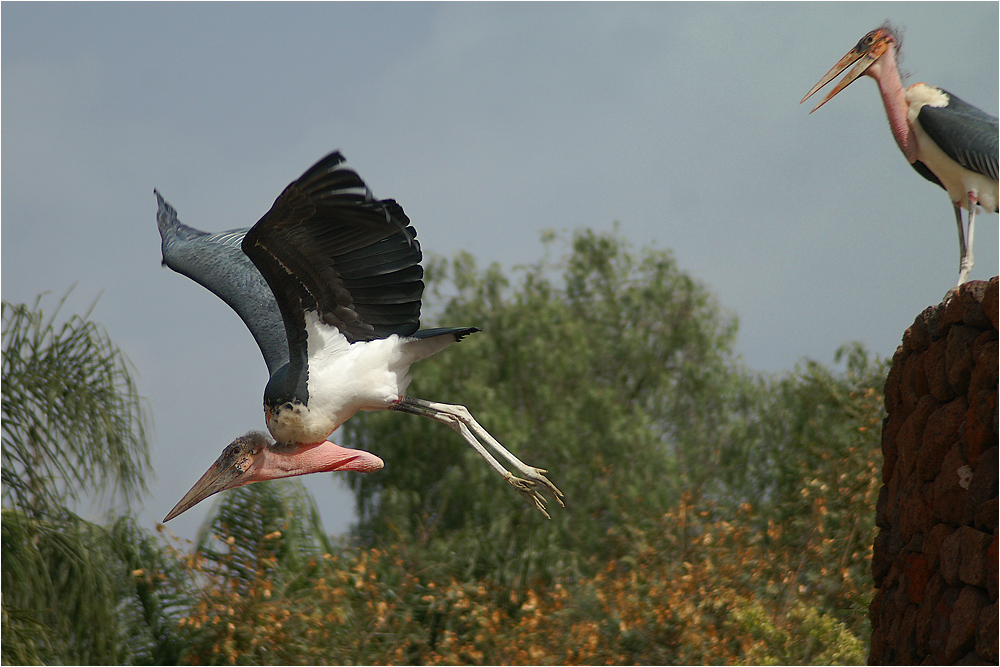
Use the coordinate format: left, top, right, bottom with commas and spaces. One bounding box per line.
919, 91, 999, 181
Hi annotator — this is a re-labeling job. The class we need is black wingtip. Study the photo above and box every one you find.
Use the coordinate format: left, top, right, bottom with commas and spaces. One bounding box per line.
409, 326, 481, 342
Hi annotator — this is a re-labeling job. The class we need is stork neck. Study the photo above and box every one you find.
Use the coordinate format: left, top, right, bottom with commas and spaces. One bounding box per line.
254, 440, 382, 481
871, 47, 917, 163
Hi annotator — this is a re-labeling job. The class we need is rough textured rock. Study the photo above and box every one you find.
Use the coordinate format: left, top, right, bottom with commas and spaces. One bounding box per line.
870, 278, 999, 665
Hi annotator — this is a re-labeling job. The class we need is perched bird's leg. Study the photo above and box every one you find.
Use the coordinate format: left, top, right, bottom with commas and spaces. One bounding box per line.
953, 202, 970, 286
390, 396, 564, 517
957, 191, 978, 286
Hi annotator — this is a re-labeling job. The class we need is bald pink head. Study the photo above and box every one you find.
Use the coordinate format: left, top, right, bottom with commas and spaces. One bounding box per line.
801, 24, 917, 163
163, 432, 383, 522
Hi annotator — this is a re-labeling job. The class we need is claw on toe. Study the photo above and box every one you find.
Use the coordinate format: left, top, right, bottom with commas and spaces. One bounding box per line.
524, 467, 565, 506
502, 471, 563, 519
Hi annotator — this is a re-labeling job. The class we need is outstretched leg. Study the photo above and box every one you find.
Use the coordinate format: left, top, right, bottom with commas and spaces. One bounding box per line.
390, 395, 564, 517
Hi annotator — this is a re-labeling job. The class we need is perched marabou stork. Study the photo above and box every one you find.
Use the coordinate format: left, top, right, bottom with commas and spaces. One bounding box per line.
157, 152, 563, 521
801, 24, 999, 285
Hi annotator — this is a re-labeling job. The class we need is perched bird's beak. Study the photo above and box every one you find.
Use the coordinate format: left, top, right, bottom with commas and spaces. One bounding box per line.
801, 28, 892, 113
162, 432, 384, 522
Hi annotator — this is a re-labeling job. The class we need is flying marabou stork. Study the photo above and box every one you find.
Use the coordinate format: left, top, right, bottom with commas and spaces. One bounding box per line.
157, 152, 563, 521
801, 24, 999, 285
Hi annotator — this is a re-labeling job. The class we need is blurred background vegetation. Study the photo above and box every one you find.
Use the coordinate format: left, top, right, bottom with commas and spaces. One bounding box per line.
2, 229, 885, 665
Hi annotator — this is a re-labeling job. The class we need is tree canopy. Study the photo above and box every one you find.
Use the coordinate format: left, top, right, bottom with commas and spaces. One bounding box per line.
1, 230, 885, 664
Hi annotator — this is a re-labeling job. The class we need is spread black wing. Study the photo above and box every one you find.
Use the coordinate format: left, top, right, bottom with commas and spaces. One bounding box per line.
242, 152, 424, 373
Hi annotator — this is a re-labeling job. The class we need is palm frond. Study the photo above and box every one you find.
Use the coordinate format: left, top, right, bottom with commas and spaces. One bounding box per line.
1, 291, 151, 516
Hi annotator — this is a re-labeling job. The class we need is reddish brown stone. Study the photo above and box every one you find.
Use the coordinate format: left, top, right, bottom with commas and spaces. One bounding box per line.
934, 447, 972, 526
900, 476, 932, 541
939, 281, 988, 329
870, 282, 998, 666
883, 416, 902, 483
919, 398, 968, 480
947, 325, 981, 396
970, 345, 998, 404
966, 446, 999, 525
885, 558, 904, 592
954, 649, 989, 664
965, 401, 991, 466
902, 351, 930, 413
887, 524, 908, 564
871, 588, 884, 628
941, 529, 964, 586
886, 462, 903, 529
885, 353, 905, 417
988, 533, 998, 602
926, 337, 957, 403
916, 572, 949, 654
925, 302, 946, 339
906, 532, 926, 554
972, 331, 998, 365
977, 601, 998, 662
974, 496, 997, 533
970, 338, 999, 387
899, 395, 940, 479
930, 586, 963, 661
958, 281, 991, 329
946, 586, 990, 662
971, 393, 998, 462
889, 607, 906, 660
915, 603, 932, 656
898, 603, 921, 664
924, 524, 956, 571
957, 527, 992, 588
983, 278, 998, 331
905, 313, 932, 354
967, 338, 998, 466
892, 573, 910, 613
906, 553, 931, 603
876, 484, 890, 529
870, 627, 886, 662
873, 529, 893, 584
940, 288, 971, 331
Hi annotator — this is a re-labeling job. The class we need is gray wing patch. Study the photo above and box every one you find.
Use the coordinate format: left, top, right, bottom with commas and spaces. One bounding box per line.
156, 191, 290, 375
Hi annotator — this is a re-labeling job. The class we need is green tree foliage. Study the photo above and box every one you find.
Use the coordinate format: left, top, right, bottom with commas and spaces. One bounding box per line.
1, 294, 171, 664
2, 294, 150, 515
2, 510, 185, 665
343, 229, 740, 580
2, 229, 887, 665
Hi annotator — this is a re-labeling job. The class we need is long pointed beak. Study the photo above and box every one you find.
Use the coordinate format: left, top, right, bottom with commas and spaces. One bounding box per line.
163, 458, 246, 522
162, 436, 385, 522
801, 49, 879, 113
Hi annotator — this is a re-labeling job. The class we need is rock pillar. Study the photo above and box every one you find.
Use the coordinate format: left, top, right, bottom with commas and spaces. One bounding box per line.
870, 278, 998, 665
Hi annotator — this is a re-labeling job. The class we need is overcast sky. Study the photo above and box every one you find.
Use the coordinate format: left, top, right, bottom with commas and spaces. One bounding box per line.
3, 2, 997, 541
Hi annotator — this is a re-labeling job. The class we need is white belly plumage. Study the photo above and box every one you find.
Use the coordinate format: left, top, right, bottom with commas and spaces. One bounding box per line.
913, 125, 999, 212
266, 311, 449, 445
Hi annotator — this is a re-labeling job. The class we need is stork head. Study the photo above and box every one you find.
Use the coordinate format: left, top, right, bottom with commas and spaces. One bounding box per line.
163, 431, 383, 521
800, 25, 900, 112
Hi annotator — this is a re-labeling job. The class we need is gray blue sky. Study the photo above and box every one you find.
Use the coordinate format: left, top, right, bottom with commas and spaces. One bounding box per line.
3, 2, 997, 540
